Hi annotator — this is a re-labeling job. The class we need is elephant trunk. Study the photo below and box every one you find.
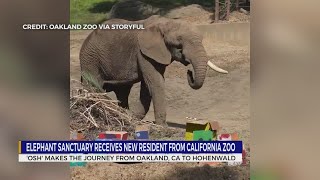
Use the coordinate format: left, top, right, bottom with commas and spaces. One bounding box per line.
187, 53, 208, 90
183, 36, 228, 89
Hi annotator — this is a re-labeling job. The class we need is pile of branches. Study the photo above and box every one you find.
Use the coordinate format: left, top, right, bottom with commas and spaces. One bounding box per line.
70, 90, 133, 139
70, 72, 182, 140
70, 89, 177, 140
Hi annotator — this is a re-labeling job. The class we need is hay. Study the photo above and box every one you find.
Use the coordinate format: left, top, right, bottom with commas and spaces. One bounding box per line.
70, 73, 183, 140
70, 89, 181, 140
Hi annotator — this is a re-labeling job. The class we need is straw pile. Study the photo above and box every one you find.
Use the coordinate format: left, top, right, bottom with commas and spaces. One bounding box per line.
70, 89, 135, 139
70, 72, 183, 140
70, 89, 183, 140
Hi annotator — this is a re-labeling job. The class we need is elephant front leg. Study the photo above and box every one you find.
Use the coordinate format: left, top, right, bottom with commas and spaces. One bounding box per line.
150, 80, 167, 126
138, 59, 167, 126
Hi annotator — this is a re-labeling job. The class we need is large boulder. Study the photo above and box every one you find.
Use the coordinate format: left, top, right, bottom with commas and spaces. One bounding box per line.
108, 0, 160, 21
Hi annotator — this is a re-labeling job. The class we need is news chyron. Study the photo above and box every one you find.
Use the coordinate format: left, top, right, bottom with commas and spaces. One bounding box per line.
19, 141, 243, 164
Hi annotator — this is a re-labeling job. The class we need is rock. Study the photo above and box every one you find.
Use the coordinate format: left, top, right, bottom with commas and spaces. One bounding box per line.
108, 0, 160, 21
239, 8, 249, 15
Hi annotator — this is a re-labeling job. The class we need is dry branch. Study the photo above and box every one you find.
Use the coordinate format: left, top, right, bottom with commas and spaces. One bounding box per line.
70, 89, 182, 140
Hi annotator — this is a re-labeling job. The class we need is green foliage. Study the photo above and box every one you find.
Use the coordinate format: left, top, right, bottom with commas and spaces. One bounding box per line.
70, 0, 217, 24
81, 71, 104, 93
70, 0, 118, 24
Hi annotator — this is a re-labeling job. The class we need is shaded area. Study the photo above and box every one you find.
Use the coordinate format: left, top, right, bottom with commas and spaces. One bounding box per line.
165, 164, 249, 180
71, 0, 250, 24
71, 0, 215, 24
108, 0, 161, 21
131, 0, 215, 16
141, 0, 213, 8
107, 0, 215, 22
70, 0, 118, 24
89, 0, 118, 13
89, 0, 215, 14
167, 121, 187, 129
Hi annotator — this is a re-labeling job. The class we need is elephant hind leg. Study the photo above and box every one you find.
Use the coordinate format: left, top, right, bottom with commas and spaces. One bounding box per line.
133, 80, 152, 120
114, 85, 132, 109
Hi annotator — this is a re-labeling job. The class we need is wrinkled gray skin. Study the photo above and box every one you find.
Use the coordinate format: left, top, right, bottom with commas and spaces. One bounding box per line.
80, 16, 211, 125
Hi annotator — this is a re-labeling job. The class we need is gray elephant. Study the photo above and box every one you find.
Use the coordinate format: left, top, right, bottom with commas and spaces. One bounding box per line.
80, 16, 228, 125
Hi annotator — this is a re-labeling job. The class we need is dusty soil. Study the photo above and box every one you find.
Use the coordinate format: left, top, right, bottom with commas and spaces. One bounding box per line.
72, 163, 249, 180
227, 11, 250, 23
164, 4, 213, 24
70, 19, 250, 179
164, 4, 250, 24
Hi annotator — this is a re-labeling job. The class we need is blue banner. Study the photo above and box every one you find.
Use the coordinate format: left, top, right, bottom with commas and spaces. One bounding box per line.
19, 141, 243, 154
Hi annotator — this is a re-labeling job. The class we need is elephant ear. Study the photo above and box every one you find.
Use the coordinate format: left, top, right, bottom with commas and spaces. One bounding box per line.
138, 28, 171, 65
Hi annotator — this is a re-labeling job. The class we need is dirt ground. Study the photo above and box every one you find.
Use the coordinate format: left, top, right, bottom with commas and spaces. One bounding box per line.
70, 13, 250, 179
164, 4, 250, 24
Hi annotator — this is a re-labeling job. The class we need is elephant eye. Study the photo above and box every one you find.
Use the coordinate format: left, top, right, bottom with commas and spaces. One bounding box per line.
176, 44, 183, 49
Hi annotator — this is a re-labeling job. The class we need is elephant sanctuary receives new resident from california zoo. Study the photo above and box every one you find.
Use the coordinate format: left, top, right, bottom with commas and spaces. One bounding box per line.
80, 16, 228, 126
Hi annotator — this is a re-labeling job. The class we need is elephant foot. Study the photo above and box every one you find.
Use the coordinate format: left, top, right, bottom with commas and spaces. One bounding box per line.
155, 120, 168, 127
118, 101, 129, 109
133, 111, 146, 120
155, 113, 167, 126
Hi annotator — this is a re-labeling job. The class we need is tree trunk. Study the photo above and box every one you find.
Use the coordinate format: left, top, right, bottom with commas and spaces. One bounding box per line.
226, 0, 230, 21
236, 0, 239, 11
215, 0, 219, 22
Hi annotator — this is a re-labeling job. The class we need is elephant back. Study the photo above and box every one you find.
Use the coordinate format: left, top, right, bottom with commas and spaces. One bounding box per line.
81, 20, 141, 81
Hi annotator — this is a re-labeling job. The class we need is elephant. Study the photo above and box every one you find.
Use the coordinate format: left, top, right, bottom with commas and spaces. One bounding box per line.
80, 16, 228, 126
